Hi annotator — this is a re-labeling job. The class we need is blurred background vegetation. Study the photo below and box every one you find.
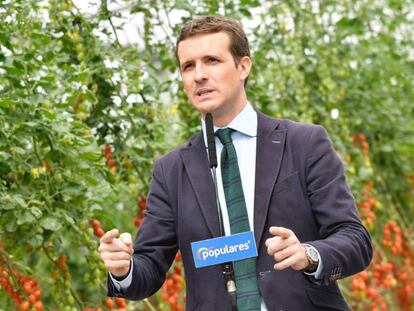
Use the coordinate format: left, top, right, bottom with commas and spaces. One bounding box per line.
0, 0, 413, 310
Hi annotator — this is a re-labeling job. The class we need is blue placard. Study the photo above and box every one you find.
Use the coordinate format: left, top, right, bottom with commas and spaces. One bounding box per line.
191, 231, 258, 268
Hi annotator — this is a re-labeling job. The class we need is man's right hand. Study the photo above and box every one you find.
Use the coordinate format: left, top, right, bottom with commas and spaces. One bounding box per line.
98, 228, 134, 278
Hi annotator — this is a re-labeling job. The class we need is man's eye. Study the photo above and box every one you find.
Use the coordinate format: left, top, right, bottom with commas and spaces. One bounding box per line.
208, 58, 218, 63
182, 64, 193, 71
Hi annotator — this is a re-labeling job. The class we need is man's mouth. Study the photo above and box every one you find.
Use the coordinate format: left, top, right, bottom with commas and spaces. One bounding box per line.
196, 88, 215, 97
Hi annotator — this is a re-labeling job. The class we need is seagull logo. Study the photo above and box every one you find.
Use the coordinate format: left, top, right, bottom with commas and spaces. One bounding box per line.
196, 247, 212, 260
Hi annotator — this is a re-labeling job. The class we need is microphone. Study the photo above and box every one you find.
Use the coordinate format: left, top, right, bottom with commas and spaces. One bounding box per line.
205, 113, 238, 311
205, 113, 217, 168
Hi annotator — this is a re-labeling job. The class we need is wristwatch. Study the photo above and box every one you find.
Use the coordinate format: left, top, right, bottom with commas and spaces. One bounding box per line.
302, 243, 319, 272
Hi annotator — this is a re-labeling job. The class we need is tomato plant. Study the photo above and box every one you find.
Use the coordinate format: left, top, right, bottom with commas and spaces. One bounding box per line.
1, 1, 413, 310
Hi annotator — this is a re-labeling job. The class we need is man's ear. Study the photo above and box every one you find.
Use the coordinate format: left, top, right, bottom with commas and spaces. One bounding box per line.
238, 56, 252, 82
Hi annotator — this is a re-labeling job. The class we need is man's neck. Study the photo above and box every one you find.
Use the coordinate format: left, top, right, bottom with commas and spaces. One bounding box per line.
211, 101, 248, 128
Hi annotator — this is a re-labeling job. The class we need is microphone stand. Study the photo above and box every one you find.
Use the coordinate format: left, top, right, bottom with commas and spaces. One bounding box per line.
205, 113, 238, 311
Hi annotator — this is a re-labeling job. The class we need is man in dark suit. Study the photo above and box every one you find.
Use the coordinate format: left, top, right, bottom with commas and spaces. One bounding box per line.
98, 16, 372, 310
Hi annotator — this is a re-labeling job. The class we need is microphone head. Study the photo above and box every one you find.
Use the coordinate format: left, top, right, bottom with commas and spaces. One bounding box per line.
205, 113, 217, 168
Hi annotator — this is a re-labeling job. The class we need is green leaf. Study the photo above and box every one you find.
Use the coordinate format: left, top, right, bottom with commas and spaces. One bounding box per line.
10, 147, 26, 155
56, 103, 71, 109
14, 196, 27, 207
38, 76, 56, 87
90, 204, 103, 211
5, 221, 17, 232
1, 203, 14, 210
380, 145, 393, 153
3, 212, 17, 232
30, 206, 43, 218
239, 8, 252, 17
31, 32, 51, 45
28, 234, 43, 248
42, 109, 56, 120
130, 5, 149, 14
174, 0, 194, 12
61, 212, 75, 225
24, 121, 38, 128
41, 217, 62, 231
84, 175, 99, 186
0, 161, 11, 175
52, 123, 70, 134
17, 211, 35, 225
0, 98, 18, 108
74, 71, 91, 83
79, 152, 101, 161
0, 151, 10, 160
84, 90, 97, 103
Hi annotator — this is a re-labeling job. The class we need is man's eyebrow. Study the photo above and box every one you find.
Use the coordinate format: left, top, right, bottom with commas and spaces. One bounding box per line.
203, 54, 222, 59
180, 54, 223, 68
180, 60, 193, 68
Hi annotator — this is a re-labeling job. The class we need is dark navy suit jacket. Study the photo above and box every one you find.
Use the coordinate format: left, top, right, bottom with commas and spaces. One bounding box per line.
108, 111, 372, 310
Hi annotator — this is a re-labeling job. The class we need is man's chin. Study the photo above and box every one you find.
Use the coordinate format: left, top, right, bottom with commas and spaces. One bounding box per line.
192, 101, 221, 115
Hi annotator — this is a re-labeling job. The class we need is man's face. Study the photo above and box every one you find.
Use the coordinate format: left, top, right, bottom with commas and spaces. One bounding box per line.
177, 32, 250, 124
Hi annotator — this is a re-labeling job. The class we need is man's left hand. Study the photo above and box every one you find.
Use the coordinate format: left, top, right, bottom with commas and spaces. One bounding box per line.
265, 226, 309, 271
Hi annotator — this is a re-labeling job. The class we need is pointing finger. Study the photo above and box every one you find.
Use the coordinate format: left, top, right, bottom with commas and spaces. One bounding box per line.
269, 226, 292, 239
101, 228, 119, 243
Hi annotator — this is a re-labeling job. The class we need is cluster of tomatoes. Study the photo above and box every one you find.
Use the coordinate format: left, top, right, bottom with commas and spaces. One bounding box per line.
352, 132, 369, 157
83, 296, 126, 311
91, 219, 105, 238
356, 181, 379, 230
103, 297, 126, 310
382, 220, 403, 255
372, 260, 396, 288
351, 269, 368, 299
0, 265, 43, 311
351, 258, 390, 311
104, 144, 117, 173
161, 253, 185, 311
395, 257, 414, 311
134, 195, 147, 228
351, 220, 413, 311
383, 222, 414, 311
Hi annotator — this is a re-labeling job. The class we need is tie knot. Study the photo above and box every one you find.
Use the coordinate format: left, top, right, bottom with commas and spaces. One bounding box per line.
216, 128, 234, 145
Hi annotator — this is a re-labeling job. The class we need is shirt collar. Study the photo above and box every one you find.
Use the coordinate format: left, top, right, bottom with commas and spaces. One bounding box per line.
225, 102, 257, 137
201, 103, 257, 146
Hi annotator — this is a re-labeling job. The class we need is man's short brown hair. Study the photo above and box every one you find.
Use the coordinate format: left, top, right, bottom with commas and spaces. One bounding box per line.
176, 15, 250, 66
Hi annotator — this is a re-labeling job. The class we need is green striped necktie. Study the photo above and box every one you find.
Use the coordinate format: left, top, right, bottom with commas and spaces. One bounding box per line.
216, 128, 261, 311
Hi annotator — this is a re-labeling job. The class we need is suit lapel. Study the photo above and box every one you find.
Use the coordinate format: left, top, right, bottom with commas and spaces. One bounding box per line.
254, 112, 286, 246
180, 134, 221, 238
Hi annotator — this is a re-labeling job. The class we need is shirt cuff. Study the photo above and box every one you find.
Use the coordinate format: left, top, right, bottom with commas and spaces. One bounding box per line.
303, 245, 323, 280
109, 259, 133, 290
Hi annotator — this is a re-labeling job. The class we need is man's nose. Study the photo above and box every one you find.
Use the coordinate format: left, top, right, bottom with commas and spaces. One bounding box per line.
194, 64, 208, 82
